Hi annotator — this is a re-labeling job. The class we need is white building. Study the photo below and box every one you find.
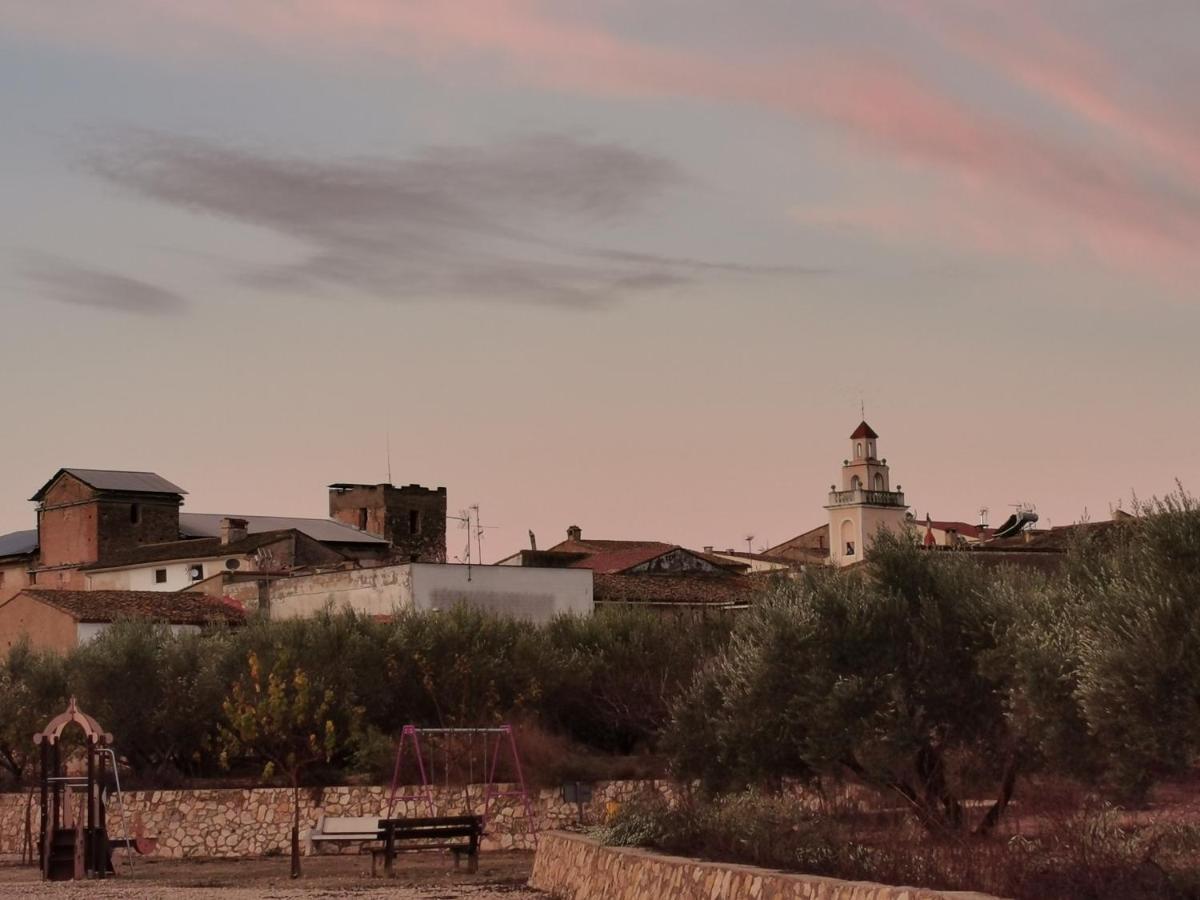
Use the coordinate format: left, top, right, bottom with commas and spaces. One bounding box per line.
825, 421, 910, 567
251, 562, 593, 624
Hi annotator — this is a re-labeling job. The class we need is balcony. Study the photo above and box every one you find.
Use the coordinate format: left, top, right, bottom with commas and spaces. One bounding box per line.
826, 488, 907, 508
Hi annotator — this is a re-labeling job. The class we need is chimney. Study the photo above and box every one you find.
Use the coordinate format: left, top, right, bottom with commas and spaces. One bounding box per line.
528, 530, 538, 551
703, 546, 714, 553
221, 517, 249, 545
566, 525, 582, 542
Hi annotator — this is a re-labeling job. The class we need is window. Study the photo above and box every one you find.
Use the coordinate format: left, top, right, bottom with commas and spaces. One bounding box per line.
357, 508, 368, 530
850, 475, 862, 491
130, 503, 142, 525
409, 509, 421, 535
873, 473, 885, 491
855, 442, 863, 458
154, 568, 167, 584
845, 541, 856, 556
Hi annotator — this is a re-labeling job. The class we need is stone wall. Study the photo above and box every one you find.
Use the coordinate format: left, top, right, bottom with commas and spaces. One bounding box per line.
0, 780, 663, 859
529, 831, 1002, 900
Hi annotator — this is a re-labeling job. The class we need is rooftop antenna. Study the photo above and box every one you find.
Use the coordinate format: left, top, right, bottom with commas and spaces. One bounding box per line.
471, 504, 502, 564
744, 533, 755, 554
386, 431, 393, 485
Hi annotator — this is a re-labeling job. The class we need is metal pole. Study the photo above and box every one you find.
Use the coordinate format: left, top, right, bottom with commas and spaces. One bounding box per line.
86, 739, 96, 877
38, 742, 48, 876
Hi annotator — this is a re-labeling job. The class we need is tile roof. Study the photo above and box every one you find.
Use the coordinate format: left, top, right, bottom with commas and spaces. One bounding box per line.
920, 520, 988, 539
81, 530, 298, 571
13, 590, 244, 624
544, 540, 744, 574
31, 469, 186, 501
179, 513, 388, 545
593, 573, 770, 606
546, 540, 678, 573
850, 421, 879, 439
975, 518, 1126, 553
0, 529, 38, 559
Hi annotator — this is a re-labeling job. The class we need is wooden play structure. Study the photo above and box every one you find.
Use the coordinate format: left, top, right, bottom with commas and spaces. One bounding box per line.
33, 697, 154, 880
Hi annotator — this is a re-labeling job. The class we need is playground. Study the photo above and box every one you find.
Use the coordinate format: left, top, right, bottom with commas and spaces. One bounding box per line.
0, 851, 541, 898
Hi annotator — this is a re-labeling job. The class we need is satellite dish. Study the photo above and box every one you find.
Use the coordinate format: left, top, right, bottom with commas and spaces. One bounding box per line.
225, 559, 241, 571
188, 565, 204, 581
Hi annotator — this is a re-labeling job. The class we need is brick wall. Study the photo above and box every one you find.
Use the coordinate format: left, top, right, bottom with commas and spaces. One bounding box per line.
329, 484, 447, 563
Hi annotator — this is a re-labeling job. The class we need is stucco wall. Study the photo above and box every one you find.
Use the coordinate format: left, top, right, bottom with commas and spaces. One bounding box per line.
0, 592, 77, 654
87, 550, 265, 593
528, 831, 1001, 900
268, 565, 413, 619
0, 559, 33, 606
0, 780, 655, 859
267, 564, 592, 622
411, 563, 592, 623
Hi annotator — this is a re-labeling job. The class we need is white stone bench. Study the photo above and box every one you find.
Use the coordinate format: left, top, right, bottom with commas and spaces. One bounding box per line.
308, 815, 383, 853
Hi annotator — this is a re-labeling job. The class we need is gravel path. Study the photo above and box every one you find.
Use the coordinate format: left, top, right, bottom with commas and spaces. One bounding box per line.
0, 852, 543, 899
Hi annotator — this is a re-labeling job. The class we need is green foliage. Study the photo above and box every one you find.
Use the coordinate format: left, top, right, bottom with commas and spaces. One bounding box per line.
540, 608, 728, 753
667, 530, 1020, 832
69, 620, 234, 776
0, 640, 68, 782
219, 649, 359, 785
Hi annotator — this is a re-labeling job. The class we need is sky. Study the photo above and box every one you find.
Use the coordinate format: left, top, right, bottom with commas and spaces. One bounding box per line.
2, 1, 1199, 559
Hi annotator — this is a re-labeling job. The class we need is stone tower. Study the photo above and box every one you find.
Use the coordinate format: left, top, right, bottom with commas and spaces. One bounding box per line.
328, 482, 447, 563
825, 421, 908, 567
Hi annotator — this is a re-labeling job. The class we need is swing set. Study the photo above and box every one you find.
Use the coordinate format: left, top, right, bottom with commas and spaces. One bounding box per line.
385, 725, 537, 843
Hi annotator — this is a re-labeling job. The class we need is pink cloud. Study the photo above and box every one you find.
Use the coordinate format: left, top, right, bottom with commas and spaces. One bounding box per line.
8, 0, 1199, 280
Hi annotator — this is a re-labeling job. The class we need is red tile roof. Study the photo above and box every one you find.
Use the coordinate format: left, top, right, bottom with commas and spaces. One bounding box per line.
543, 540, 745, 574
13, 590, 244, 624
849, 421, 878, 439
593, 573, 770, 606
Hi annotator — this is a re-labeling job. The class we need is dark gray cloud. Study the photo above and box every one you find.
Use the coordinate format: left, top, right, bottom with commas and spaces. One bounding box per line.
21, 256, 187, 315
81, 129, 808, 307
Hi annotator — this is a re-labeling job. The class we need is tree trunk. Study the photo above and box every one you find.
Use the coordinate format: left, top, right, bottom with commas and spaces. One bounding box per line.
975, 751, 1020, 836
290, 776, 301, 879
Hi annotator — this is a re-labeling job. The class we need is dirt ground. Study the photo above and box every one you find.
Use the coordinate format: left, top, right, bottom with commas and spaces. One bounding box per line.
0, 851, 542, 899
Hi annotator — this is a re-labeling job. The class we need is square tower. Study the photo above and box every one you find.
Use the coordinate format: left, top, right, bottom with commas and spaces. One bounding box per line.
328, 482, 447, 563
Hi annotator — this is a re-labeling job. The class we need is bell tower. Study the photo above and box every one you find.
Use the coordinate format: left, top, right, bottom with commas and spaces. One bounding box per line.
825, 421, 908, 566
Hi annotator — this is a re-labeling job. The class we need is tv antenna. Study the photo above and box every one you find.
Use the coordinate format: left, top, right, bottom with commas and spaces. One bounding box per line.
469, 504, 501, 566
386, 431, 393, 484
744, 533, 755, 554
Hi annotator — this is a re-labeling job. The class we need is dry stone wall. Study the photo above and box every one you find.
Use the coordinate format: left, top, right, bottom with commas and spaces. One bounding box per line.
0, 780, 661, 859
529, 831, 1003, 900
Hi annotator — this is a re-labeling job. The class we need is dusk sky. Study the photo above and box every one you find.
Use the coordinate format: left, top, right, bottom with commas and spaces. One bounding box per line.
3, 1, 1199, 559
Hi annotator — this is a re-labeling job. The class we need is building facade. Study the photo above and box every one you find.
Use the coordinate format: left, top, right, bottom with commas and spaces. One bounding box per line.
825, 421, 909, 567
328, 482, 447, 563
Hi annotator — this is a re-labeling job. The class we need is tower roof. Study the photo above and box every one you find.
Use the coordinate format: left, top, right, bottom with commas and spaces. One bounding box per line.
849, 421, 878, 440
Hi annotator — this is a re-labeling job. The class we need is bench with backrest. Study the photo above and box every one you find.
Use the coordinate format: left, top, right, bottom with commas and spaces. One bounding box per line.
308, 815, 383, 853
376, 815, 484, 876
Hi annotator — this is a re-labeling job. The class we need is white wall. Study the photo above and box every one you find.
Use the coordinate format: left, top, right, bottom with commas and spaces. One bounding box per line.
267, 563, 592, 623
269, 565, 413, 620
410, 563, 592, 623
86, 554, 257, 592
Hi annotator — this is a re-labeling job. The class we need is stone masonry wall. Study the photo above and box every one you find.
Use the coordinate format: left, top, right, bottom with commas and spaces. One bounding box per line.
0, 780, 663, 859
529, 831, 1003, 900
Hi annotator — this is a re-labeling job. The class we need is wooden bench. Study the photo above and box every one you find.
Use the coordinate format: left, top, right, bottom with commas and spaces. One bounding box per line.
374, 815, 484, 877
308, 815, 383, 854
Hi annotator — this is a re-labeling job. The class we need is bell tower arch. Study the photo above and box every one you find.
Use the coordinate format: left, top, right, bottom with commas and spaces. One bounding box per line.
825, 421, 909, 566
